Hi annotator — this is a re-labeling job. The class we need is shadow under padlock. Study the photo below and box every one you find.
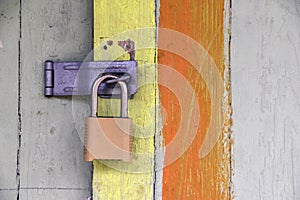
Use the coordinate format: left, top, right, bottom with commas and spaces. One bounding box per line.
84, 75, 132, 162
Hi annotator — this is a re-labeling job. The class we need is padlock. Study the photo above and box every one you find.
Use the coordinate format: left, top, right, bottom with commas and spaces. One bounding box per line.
84, 75, 132, 162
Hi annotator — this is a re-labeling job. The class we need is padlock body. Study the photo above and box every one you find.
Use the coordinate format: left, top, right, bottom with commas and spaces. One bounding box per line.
84, 117, 132, 162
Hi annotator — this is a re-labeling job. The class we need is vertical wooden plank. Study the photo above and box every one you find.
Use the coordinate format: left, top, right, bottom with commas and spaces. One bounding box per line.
19, 0, 93, 199
158, 0, 232, 199
232, 0, 300, 199
93, 0, 157, 199
0, 0, 19, 199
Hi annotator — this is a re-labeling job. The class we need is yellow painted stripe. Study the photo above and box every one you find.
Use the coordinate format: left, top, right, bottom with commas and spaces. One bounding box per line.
93, 0, 157, 199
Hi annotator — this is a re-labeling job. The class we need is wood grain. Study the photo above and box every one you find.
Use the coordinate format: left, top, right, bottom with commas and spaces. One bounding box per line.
232, 0, 300, 199
158, 0, 232, 199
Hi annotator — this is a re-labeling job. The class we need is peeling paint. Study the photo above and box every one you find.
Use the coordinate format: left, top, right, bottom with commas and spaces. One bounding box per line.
118, 39, 136, 60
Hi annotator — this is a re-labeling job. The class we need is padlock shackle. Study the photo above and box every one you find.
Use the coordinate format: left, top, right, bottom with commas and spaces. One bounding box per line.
118, 81, 128, 117
91, 75, 128, 118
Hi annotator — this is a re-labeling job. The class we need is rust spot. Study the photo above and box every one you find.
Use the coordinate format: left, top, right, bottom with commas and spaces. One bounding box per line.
118, 39, 135, 60
107, 40, 113, 46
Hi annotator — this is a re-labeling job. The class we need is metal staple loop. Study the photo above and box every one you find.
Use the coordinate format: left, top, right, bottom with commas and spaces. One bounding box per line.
105, 75, 131, 84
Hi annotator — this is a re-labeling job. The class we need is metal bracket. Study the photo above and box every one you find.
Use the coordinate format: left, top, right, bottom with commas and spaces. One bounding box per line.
44, 60, 137, 98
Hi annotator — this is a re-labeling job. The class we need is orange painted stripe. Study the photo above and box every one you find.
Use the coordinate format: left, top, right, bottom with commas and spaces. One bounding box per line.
158, 1, 231, 199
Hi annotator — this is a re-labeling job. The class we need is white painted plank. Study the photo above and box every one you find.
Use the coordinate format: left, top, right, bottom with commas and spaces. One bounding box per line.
232, 0, 300, 199
0, 0, 19, 192
19, 0, 93, 198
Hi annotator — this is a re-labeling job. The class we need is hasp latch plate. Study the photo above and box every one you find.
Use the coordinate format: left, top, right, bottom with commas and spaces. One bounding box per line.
44, 60, 137, 98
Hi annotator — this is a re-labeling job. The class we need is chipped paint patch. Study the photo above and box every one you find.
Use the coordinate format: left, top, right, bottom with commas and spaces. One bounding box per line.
118, 39, 136, 60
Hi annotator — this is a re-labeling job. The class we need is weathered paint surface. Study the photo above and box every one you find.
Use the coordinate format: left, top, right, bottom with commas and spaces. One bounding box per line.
93, 0, 157, 199
0, 0, 19, 199
1, 0, 93, 199
158, 1, 232, 199
19, 0, 93, 199
232, 0, 300, 199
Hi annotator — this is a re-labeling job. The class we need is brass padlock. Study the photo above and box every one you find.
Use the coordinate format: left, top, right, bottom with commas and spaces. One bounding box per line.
84, 75, 132, 162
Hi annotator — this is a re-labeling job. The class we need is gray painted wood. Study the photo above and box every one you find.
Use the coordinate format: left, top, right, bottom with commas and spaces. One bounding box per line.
0, 0, 19, 197
0, 191, 17, 200
19, 189, 91, 200
232, 0, 300, 199
19, 0, 93, 199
